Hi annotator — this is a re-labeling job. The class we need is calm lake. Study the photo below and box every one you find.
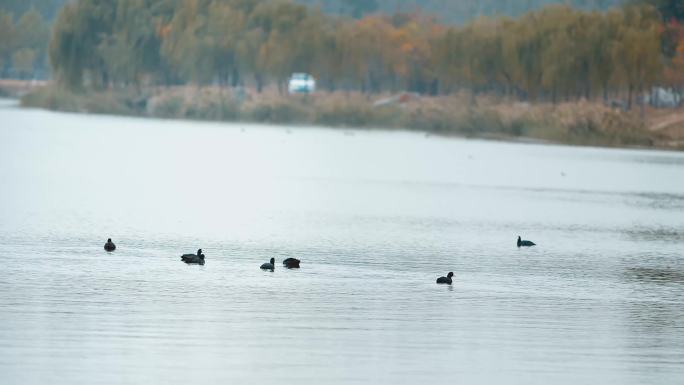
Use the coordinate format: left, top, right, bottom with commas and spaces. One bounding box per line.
1, 99, 683, 384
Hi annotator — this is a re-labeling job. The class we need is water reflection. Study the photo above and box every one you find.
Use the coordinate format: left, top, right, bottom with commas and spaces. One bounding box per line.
623, 227, 684, 243
629, 192, 684, 210
624, 267, 684, 285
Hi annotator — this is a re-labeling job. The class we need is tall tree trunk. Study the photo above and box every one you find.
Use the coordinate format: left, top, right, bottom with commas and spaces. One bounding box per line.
585, 81, 591, 101
255, 73, 263, 93
231, 67, 239, 88
639, 83, 645, 119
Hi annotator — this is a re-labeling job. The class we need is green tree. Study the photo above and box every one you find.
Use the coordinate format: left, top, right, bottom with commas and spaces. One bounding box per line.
49, 0, 117, 89
15, 8, 50, 76
0, 11, 16, 74
12, 48, 37, 78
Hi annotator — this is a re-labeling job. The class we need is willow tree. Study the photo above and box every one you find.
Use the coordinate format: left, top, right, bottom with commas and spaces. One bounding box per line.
160, 0, 216, 84
611, 5, 663, 110
250, 1, 323, 92
49, 0, 147, 88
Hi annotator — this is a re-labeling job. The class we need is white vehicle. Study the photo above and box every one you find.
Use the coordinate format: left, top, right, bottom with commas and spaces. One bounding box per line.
288, 73, 316, 94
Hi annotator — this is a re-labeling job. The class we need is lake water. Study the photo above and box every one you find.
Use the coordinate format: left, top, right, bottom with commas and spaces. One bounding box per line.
1, 99, 683, 384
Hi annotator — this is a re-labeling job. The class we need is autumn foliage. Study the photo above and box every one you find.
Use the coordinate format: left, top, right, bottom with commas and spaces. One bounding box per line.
47, 0, 682, 108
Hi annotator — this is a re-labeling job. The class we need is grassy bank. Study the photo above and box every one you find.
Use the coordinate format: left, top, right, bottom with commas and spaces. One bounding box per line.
21, 85, 681, 150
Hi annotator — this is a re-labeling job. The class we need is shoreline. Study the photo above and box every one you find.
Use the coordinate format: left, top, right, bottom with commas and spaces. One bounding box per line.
14, 84, 684, 151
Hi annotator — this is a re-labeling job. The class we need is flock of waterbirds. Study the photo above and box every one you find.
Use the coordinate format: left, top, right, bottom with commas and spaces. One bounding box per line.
102, 236, 536, 285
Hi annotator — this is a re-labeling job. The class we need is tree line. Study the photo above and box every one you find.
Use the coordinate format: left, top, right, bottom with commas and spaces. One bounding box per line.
0, 8, 51, 79
0, 0, 70, 21
296, 0, 624, 23
47, 0, 681, 108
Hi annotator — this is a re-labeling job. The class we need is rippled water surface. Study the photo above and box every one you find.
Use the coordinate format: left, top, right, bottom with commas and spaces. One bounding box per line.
1, 100, 683, 384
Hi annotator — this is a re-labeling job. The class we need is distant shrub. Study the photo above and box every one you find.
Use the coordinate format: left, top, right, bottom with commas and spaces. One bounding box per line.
315, 101, 370, 126
21, 87, 81, 112
172, 90, 241, 121
408, 107, 504, 135
21, 86, 136, 115
199, 98, 240, 120
313, 98, 405, 128
405, 108, 454, 132
246, 99, 309, 124
148, 95, 184, 118
460, 109, 504, 134
83, 92, 134, 115
504, 118, 529, 136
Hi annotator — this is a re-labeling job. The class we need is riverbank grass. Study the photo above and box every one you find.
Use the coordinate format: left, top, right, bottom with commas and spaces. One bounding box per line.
21, 86, 670, 149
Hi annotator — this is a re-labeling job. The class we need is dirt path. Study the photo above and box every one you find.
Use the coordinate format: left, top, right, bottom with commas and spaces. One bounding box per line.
649, 110, 684, 132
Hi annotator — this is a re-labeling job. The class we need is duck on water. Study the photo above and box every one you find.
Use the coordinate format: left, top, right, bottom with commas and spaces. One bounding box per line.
181, 249, 205, 265
261, 258, 275, 271
104, 238, 116, 252
517, 236, 536, 247
436, 272, 454, 285
282, 258, 301, 269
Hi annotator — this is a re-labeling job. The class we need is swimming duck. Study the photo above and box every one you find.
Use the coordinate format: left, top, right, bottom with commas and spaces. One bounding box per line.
282, 258, 301, 269
181, 249, 205, 265
104, 238, 116, 252
517, 236, 536, 247
261, 257, 275, 271
436, 272, 454, 285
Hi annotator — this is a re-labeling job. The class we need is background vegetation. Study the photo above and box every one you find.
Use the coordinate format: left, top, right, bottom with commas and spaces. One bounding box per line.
4, 0, 684, 149
296, 0, 624, 23
0, 7, 51, 79
34, 0, 680, 108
